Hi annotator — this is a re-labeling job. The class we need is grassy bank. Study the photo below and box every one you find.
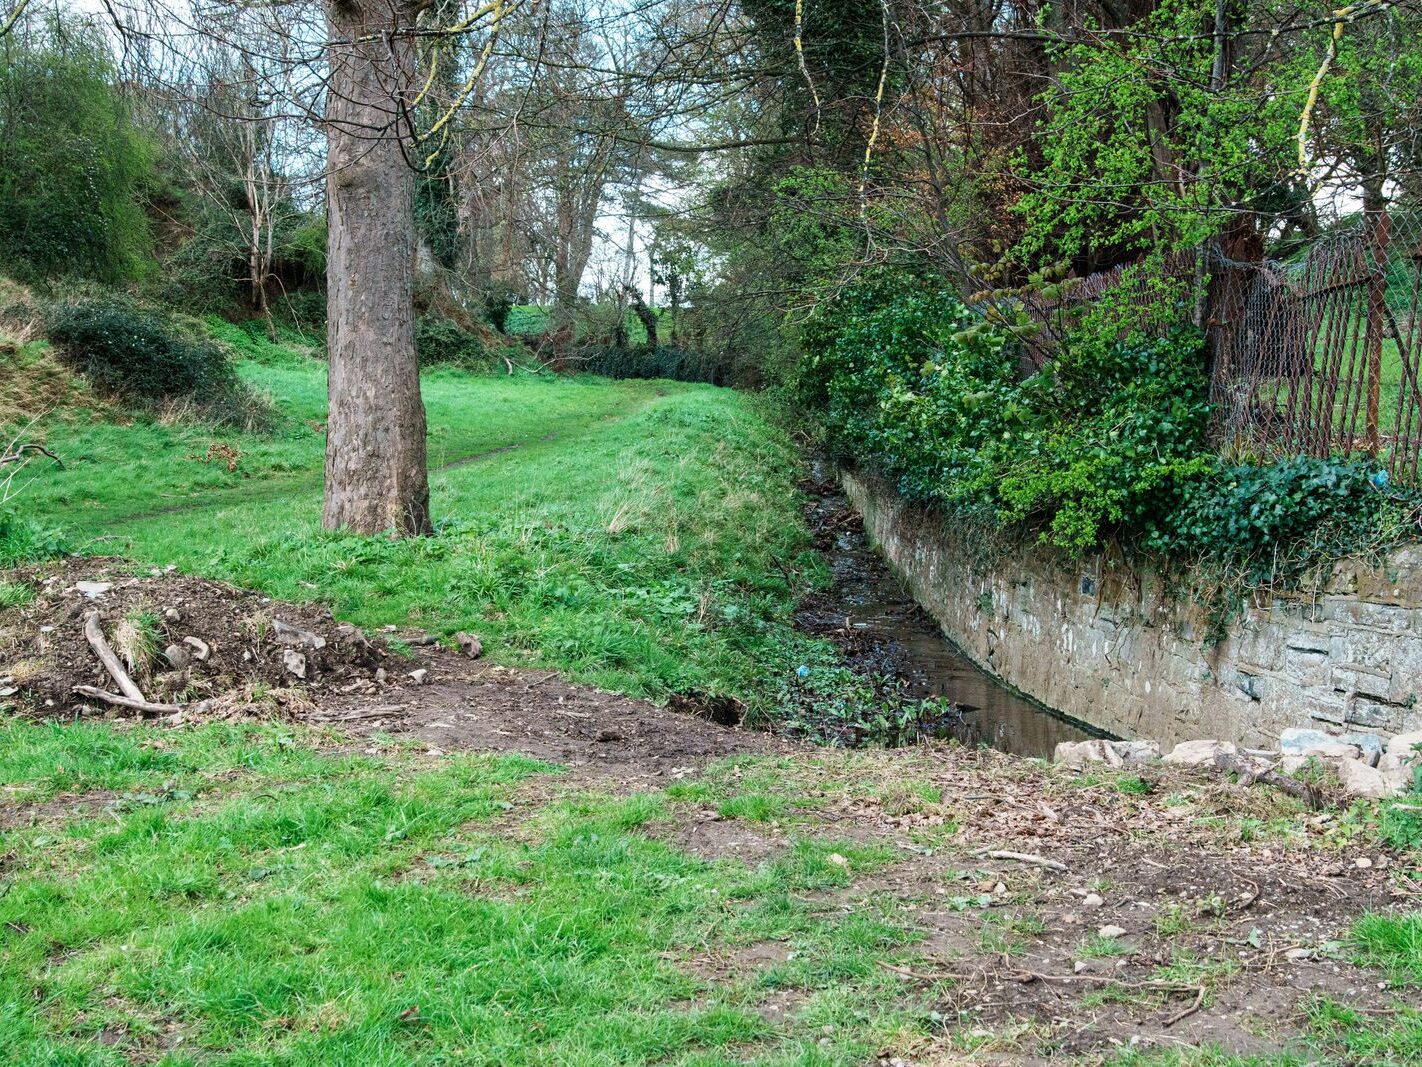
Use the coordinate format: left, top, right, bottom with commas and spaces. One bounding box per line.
13, 335, 823, 712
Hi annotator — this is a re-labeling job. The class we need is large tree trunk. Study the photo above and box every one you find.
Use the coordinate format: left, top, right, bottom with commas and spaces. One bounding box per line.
322, 0, 431, 536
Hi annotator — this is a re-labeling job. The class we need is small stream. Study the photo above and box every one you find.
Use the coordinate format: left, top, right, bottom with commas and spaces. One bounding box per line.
803, 472, 1110, 759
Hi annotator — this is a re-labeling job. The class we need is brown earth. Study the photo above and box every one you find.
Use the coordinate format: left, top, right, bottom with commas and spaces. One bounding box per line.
3, 557, 1420, 1063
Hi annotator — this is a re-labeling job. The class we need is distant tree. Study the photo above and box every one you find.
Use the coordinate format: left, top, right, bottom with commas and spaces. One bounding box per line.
0, 14, 154, 282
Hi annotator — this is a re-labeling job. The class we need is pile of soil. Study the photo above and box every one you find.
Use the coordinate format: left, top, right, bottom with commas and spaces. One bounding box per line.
0, 558, 789, 777
1, 557, 390, 716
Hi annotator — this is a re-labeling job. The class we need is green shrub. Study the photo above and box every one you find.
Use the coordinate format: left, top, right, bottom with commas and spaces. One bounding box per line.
45, 297, 267, 428
989, 328, 1215, 552
1154, 457, 1406, 571
415, 313, 487, 369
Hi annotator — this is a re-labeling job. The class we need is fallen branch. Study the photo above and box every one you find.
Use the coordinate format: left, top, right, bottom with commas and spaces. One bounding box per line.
72, 686, 183, 716
313, 705, 406, 723
83, 611, 146, 702
1163, 984, 1206, 1027
0, 441, 62, 468
1213, 752, 1323, 810
971, 848, 1068, 872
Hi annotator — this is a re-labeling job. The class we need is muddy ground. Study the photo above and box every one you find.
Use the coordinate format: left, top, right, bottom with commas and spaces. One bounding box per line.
3, 557, 1420, 1064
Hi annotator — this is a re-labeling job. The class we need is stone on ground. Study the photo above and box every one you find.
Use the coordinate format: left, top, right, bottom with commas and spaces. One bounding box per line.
1162, 739, 1236, 766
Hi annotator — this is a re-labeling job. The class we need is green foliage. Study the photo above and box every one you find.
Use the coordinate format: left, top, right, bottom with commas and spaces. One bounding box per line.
804, 266, 1419, 574
416, 312, 489, 369
769, 637, 958, 746
45, 296, 266, 428
1152, 457, 1414, 579
0, 16, 154, 283
804, 268, 1213, 552
581, 343, 727, 385
1015, 0, 1297, 264
0, 511, 68, 568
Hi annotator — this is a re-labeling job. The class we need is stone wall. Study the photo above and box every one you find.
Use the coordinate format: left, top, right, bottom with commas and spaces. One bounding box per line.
843, 470, 1422, 748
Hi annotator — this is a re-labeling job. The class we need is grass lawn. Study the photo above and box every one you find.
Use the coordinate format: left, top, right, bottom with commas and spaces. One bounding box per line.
13, 331, 826, 715
3, 719, 1422, 1065
0, 721, 917, 1066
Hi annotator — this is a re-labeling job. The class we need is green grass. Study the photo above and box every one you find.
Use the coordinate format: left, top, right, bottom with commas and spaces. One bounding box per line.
15, 342, 829, 715
504, 304, 664, 346
0, 722, 926, 1065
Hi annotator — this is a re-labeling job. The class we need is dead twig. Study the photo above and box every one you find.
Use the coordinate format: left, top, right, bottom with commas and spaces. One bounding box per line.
71, 686, 183, 716
1163, 984, 1206, 1027
1213, 752, 1323, 810
971, 848, 1068, 872
313, 705, 406, 723
0, 441, 62, 468
83, 611, 146, 702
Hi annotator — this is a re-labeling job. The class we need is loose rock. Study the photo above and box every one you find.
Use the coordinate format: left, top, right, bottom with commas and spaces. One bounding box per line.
282, 649, 307, 680
408, 668, 429, 686
273, 619, 327, 651
1337, 757, 1403, 799
1386, 731, 1422, 762
1163, 739, 1237, 766
1054, 739, 1160, 768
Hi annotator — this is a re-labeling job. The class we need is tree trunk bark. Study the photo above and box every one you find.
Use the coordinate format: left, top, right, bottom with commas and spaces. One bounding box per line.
322, 0, 431, 536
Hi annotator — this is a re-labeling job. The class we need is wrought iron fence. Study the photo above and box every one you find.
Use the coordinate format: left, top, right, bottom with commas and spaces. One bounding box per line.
1206, 211, 1422, 481
1017, 209, 1422, 480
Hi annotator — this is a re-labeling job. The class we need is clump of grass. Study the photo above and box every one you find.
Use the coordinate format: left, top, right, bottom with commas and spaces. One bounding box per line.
1154, 903, 1193, 938
1078, 933, 1132, 959
1354, 912, 1422, 985
113, 608, 162, 676
716, 792, 786, 822
0, 579, 35, 608
978, 912, 1048, 957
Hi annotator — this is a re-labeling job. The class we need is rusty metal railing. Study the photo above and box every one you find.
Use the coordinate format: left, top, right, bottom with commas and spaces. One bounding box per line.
1207, 212, 1422, 480
1017, 209, 1422, 481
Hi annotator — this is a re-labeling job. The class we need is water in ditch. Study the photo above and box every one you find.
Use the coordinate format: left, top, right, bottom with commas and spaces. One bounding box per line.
802, 473, 1110, 759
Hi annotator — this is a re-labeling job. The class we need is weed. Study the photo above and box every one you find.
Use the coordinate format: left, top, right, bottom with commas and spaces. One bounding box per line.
1078, 933, 1132, 958
977, 912, 1047, 957
112, 608, 162, 675
0, 578, 34, 607
1354, 912, 1422, 985
1155, 903, 1192, 938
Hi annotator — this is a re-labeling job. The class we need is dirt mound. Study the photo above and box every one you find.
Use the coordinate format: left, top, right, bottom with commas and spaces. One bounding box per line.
1, 557, 390, 717
1, 558, 790, 776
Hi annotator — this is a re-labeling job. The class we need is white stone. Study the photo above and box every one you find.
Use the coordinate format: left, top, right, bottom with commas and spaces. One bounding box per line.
1279, 754, 1314, 775
1338, 732, 1385, 766
1163, 740, 1237, 766
1280, 727, 1337, 753
1337, 757, 1404, 799
1386, 731, 1422, 761
281, 649, 307, 679
1097, 925, 1127, 939
408, 668, 429, 685
1054, 739, 1160, 768
1054, 740, 1119, 767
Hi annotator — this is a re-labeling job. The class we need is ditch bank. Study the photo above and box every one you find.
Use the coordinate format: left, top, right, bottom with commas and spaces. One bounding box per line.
843, 469, 1422, 749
